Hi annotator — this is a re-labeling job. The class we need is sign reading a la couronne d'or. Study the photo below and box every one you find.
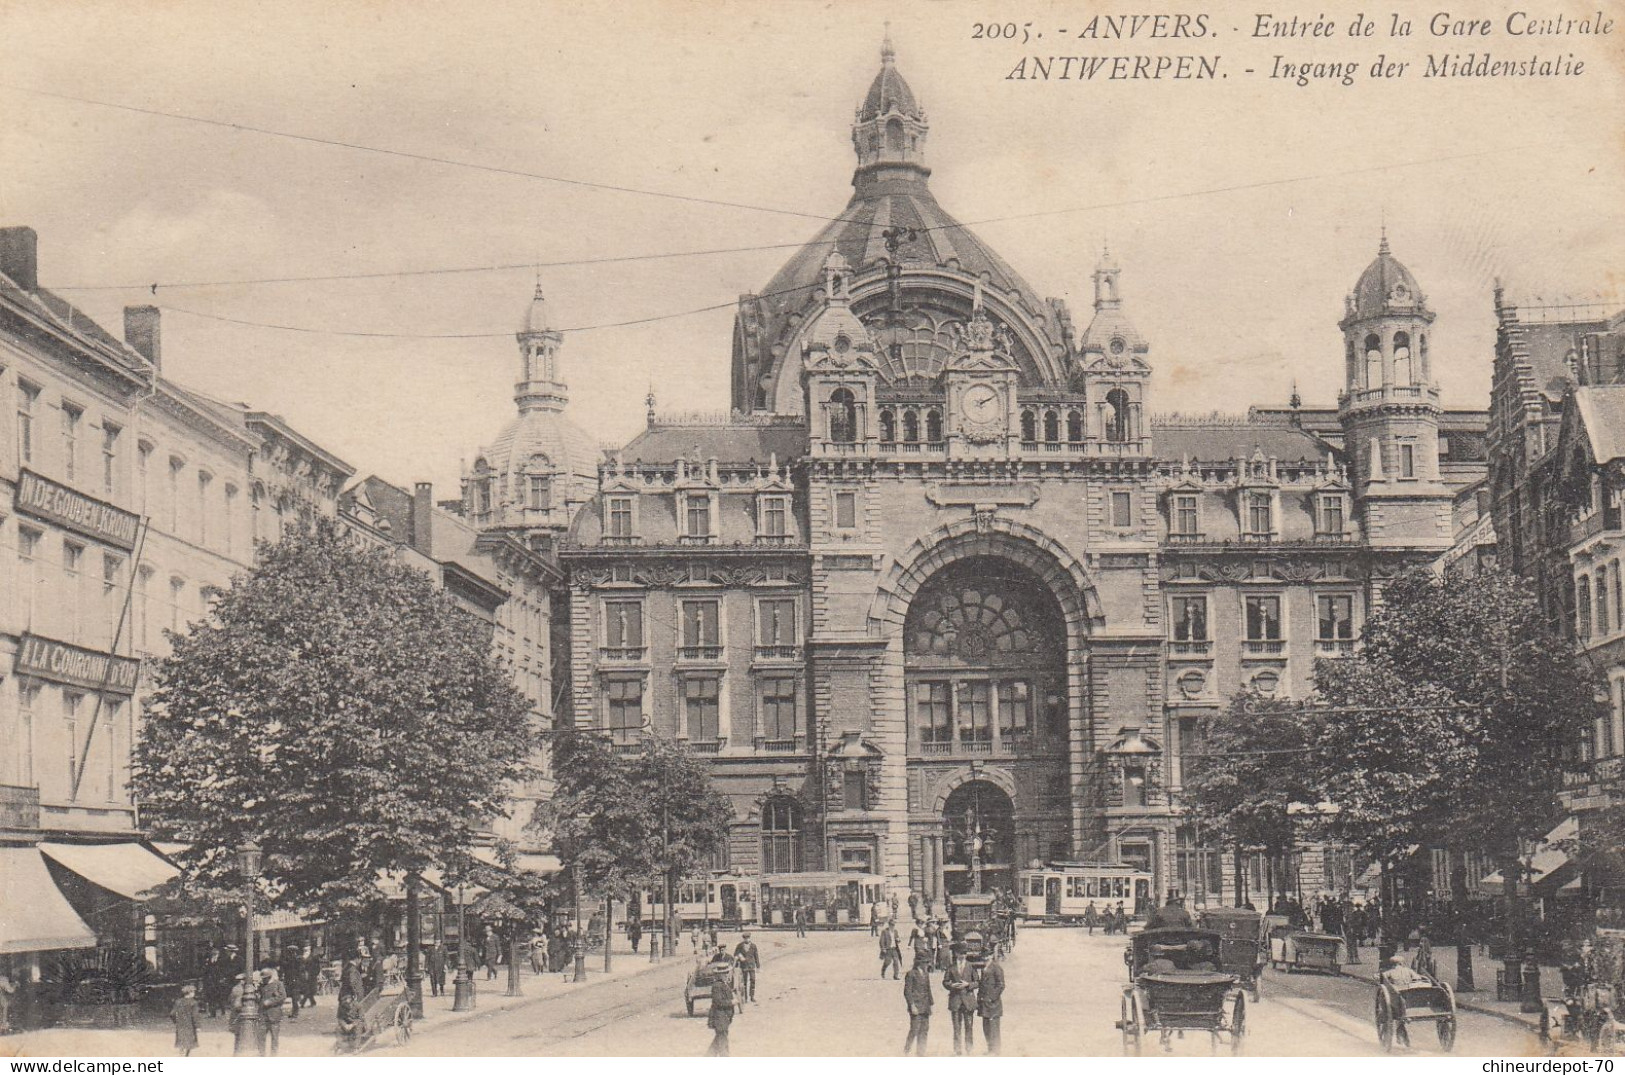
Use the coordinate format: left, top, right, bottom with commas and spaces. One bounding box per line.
14, 468, 140, 551
16, 634, 141, 695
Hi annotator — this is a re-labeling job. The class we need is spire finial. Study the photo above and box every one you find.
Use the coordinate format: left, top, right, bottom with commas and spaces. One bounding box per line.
1379, 211, 1390, 255
882, 21, 895, 65
646, 385, 657, 427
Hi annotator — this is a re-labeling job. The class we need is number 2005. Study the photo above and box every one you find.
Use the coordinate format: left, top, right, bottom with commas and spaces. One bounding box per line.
971, 22, 1033, 43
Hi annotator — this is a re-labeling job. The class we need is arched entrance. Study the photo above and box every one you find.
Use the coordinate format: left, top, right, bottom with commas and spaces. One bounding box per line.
942, 780, 1015, 895
903, 556, 1069, 756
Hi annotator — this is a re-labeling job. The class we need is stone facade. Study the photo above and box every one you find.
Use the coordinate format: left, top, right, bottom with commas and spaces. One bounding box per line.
537, 40, 1492, 907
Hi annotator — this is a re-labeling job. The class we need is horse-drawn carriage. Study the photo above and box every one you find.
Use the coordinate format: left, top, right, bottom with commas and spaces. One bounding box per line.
1117, 928, 1248, 1055
333, 987, 413, 1053
1198, 907, 1268, 1001
1541, 935, 1622, 1055
1374, 968, 1458, 1052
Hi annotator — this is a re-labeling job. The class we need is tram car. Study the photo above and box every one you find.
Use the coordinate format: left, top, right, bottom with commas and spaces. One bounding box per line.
758, 872, 887, 928
1017, 862, 1155, 924
638, 873, 759, 929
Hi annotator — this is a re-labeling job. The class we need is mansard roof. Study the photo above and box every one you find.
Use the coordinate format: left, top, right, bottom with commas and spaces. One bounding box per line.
617, 419, 809, 466
1151, 417, 1332, 464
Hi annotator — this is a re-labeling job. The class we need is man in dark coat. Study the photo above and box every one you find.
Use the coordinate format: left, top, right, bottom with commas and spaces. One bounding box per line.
902, 955, 933, 1056
259, 968, 287, 1056
483, 931, 500, 981
170, 984, 202, 1056
1149, 893, 1195, 930
977, 947, 1006, 1055
733, 932, 761, 1003
706, 963, 738, 1056
942, 943, 979, 1055
425, 941, 446, 997
879, 921, 903, 980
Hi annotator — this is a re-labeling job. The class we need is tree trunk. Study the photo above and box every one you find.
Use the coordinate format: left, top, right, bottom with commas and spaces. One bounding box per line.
1234, 848, 1245, 907
506, 931, 522, 997
1449, 846, 1475, 991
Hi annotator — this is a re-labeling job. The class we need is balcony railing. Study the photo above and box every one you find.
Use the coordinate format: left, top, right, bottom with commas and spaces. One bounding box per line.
611, 740, 645, 756
678, 645, 725, 662
754, 644, 801, 661
756, 737, 802, 753
1243, 639, 1286, 656
1315, 639, 1355, 657
754, 534, 797, 546
1167, 532, 1206, 544
599, 646, 647, 662
961, 738, 994, 754
1169, 640, 1213, 657
599, 534, 643, 546
919, 740, 953, 755
687, 740, 724, 754
677, 534, 716, 546
0, 784, 41, 832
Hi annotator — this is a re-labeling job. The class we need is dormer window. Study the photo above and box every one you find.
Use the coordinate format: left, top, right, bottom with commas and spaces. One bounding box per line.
1171, 493, 1200, 537
758, 494, 790, 541
527, 474, 551, 510
683, 493, 713, 540
1244, 491, 1274, 538
606, 495, 635, 540
1316, 492, 1348, 537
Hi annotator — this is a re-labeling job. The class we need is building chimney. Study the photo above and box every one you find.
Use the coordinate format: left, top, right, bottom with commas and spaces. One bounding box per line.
124, 305, 163, 370
0, 226, 40, 291
412, 482, 434, 557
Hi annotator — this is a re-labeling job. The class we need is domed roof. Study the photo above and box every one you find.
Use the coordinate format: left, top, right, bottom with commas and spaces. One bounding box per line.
859, 36, 921, 120
1348, 233, 1426, 322
477, 406, 601, 509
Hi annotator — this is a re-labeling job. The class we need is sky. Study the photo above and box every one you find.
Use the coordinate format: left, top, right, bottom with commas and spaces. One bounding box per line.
3, 0, 1623, 496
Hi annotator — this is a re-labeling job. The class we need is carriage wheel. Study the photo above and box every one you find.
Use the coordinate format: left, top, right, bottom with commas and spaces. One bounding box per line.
1121, 993, 1143, 1056
394, 1004, 413, 1046
1436, 1015, 1456, 1052
1376, 989, 1396, 1052
1231, 992, 1248, 1055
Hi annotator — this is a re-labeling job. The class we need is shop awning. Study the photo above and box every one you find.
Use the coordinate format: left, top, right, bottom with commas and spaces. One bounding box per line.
1478, 817, 1578, 895
39, 841, 180, 899
1, 848, 99, 954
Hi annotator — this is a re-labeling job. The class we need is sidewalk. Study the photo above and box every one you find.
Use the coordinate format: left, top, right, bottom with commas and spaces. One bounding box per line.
0, 939, 680, 1058
1338, 944, 1560, 1031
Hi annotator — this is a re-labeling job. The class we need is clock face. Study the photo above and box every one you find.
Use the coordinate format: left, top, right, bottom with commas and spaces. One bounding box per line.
960, 383, 1004, 440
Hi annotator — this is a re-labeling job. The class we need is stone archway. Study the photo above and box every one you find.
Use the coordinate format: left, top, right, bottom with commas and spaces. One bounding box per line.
940, 780, 1016, 895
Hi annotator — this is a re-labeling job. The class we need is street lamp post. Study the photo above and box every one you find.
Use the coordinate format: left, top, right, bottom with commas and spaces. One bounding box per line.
232, 840, 265, 1057
572, 865, 586, 982
452, 884, 475, 1012
405, 873, 424, 1018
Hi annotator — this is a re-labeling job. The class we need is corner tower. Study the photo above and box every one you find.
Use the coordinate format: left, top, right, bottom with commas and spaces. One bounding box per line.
1337, 233, 1451, 548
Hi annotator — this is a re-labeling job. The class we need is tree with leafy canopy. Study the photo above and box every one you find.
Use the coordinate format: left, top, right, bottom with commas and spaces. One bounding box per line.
133, 518, 540, 932
1183, 690, 1318, 907
537, 727, 732, 953
1310, 567, 1598, 985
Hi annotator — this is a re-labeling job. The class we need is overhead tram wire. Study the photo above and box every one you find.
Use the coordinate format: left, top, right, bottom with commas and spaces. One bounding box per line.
0, 79, 1589, 305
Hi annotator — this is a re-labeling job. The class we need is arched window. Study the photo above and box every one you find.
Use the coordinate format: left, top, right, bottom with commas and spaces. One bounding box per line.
1066, 409, 1085, 442
1364, 333, 1383, 389
1106, 389, 1131, 443
1043, 410, 1060, 442
761, 798, 803, 874
1599, 563, 1610, 636
1020, 409, 1037, 442
828, 388, 858, 444
879, 408, 896, 442
885, 118, 905, 154
1394, 331, 1413, 385
925, 409, 943, 443
1419, 334, 1429, 379
902, 409, 920, 443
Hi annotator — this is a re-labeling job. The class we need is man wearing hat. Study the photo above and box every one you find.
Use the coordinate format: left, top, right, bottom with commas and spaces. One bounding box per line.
733, 931, 761, 1003
1149, 891, 1195, 930
258, 967, 287, 1056
977, 945, 1006, 1055
942, 942, 979, 1055
902, 953, 934, 1055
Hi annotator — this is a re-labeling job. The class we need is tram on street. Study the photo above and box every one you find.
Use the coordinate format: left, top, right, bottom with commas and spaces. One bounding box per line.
638, 872, 759, 928
1017, 861, 1155, 923
758, 872, 888, 928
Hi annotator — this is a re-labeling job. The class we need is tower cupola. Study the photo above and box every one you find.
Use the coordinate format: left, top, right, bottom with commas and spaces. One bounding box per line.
516, 279, 567, 414
852, 30, 930, 175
